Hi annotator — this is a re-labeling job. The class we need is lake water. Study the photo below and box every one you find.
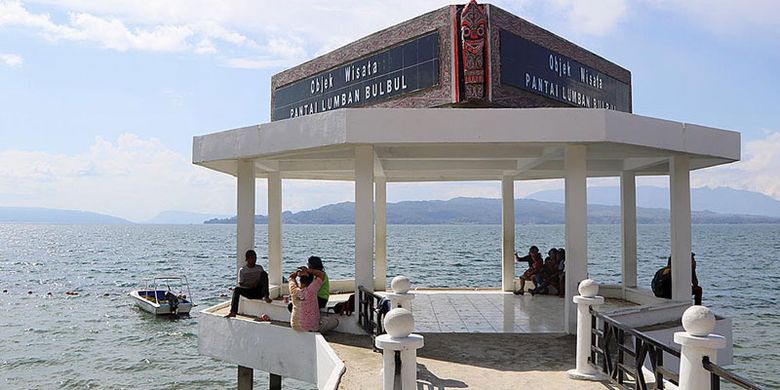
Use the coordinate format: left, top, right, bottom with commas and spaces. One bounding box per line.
0, 224, 778, 389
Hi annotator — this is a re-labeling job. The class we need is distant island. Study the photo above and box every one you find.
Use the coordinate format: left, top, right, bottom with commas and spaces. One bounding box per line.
527, 185, 780, 218
144, 210, 229, 224
204, 197, 780, 225
0, 207, 131, 224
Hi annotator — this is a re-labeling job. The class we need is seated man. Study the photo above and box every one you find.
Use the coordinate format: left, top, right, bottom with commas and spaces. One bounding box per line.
225, 249, 272, 318
514, 246, 543, 295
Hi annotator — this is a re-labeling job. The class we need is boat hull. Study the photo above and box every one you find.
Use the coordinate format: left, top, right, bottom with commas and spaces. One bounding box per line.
130, 290, 192, 315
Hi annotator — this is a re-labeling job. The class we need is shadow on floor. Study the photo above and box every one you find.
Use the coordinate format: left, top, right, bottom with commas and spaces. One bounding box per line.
416, 333, 577, 372
327, 332, 580, 373
416, 363, 468, 389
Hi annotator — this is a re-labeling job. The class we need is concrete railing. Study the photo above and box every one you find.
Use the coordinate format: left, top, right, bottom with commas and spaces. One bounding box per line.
198, 302, 345, 390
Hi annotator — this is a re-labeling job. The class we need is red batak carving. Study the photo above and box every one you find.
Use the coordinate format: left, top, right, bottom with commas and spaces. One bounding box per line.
461, 0, 487, 101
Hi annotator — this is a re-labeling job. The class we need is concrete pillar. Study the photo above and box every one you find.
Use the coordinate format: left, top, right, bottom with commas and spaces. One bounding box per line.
354, 145, 375, 293
236, 160, 256, 279
674, 306, 726, 390
670, 155, 693, 301
237, 365, 253, 390
501, 176, 516, 292
375, 177, 388, 291
381, 350, 395, 390
567, 280, 606, 381
620, 171, 638, 291
237, 163, 255, 390
267, 172, 283, 294
269, 373, 282, 390
564, 145, 588, 335
502, 293, 515, 332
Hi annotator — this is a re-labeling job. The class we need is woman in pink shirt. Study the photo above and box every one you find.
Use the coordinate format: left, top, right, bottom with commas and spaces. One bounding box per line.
289, 268, 325, 332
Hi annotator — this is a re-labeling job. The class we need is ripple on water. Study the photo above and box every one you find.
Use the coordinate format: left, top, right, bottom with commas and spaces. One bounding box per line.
5, 357, 48, 369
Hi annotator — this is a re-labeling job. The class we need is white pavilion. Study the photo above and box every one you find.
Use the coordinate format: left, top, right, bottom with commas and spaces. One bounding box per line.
194, 106, 739, 329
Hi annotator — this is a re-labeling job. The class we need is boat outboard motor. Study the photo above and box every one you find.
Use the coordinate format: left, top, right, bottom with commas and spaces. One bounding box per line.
165, 291, 179, 315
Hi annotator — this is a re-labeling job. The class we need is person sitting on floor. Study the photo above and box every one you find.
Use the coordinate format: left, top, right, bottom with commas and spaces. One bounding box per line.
289, 267, 338, 333
651, 253, 702, 305
225, 249, 272, 318
556, 248, 566, 297
303, 256, 329, 309
530, 248, 561, 295
514, 245, 543, 295
288, 256, 330, 312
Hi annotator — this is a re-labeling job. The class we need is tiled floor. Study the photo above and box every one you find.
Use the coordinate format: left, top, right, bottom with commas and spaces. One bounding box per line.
404, 290, 633, 333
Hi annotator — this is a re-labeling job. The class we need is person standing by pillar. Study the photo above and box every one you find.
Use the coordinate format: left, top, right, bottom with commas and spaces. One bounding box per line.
691, 253, 702, 305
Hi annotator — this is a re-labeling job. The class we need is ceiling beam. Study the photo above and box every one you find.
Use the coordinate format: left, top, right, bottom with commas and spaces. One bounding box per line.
374, 152, 385, 178
376, 144, 543, 160
382, 160, 519, 171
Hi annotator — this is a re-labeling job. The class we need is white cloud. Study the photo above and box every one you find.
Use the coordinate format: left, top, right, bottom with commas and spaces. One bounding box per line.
195, 38, 217, 54
549, 0, 628, 36
0, 1, 192, 52
0, 53, 23, 67
225, 37, 307, 69
66, 12, 193, 52
0, 0, 640, 71
693, 132, 780, 200
0, 134, 237, 221
0, 1, 261, 55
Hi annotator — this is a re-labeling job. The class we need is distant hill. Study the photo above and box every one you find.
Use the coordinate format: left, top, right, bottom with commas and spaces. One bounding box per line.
527, 186, 780, 218
0, 207, 131, 224
204, 197, 780, 225
145, 210, 228, 224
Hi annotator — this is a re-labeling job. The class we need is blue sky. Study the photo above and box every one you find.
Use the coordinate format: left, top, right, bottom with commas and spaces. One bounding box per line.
1, 0, 779, 221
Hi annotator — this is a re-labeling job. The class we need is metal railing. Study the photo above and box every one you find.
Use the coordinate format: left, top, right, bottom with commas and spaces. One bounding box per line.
590, 309, 681, 389
703, 357, 766, 390
357, 286, 385, 340
590, 309, 767, 390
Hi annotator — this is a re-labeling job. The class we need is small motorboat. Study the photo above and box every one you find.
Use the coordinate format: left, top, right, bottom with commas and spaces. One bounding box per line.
130, 275, 194, 315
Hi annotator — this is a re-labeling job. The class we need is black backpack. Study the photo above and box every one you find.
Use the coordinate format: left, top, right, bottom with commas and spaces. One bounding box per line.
651, 266, 672, 298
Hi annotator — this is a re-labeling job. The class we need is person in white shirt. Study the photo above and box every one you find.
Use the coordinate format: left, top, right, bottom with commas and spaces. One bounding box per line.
225, 250, 272, 318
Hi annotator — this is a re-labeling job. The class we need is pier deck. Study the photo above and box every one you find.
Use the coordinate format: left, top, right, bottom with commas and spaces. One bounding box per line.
406, 290, 634, 333
326, 332, 613, 390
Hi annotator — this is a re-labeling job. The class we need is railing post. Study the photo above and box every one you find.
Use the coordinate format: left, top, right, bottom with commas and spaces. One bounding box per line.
674, 306, 726, 390
387, 275, 415, 309
376, 308, 424, 390
568, 279, 607, 381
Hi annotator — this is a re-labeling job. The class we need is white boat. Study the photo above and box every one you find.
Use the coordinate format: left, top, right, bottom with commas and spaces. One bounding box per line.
130, 275, 194, 315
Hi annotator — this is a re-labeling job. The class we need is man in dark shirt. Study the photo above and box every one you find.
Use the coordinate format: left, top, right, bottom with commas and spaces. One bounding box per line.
225, 249, 272, 318
654, 253, 702, 305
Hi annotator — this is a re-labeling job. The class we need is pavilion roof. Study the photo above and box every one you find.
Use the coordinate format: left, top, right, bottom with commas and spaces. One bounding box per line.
192, 108, 740, 181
